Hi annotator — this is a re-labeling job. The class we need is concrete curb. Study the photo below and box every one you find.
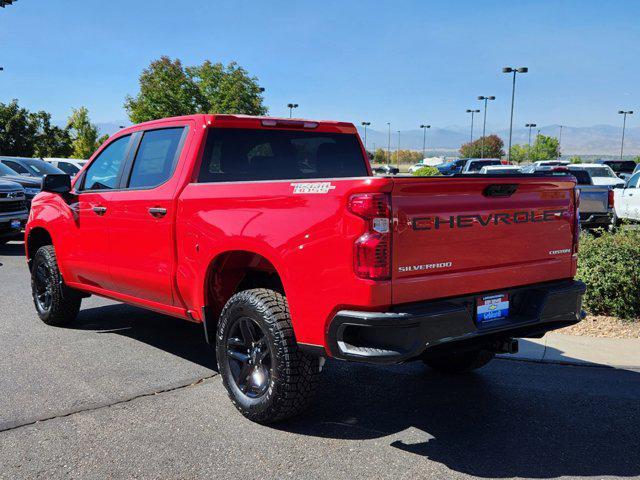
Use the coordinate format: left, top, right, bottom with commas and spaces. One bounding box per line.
498, 333, 640, 370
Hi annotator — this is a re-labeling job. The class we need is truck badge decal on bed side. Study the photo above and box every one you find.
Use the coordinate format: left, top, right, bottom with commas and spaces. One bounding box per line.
398, 261, 453, 272
290, 182, 336, 194
411, 209, 564, 231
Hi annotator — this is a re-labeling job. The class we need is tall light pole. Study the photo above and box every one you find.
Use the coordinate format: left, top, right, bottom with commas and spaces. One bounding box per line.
618, 110, 633, 160
477, 95, 495, 158
466, 109, 480, 143
396, 130, 401, 168
386, 122, 391, 164
558, 125, 563, 158
502, 67, 528, 162
419, 124, 431, 159
287, 103, 298, 118
525, 123, 537, 160
361, 122, 371, 151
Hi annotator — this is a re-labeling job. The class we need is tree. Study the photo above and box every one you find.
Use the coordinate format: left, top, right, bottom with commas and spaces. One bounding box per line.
187, 61, 267, 116
509, 134, 561, 163
459, 135, 505, 159
373, 148, 387, 164
569, 156, 583, 164
124, 57, 205, 123
32, 111, 73, 158
0, 100, 38, 156
390, 149, 422, 165
125, 57, 267, 123
67, 107, 102, 159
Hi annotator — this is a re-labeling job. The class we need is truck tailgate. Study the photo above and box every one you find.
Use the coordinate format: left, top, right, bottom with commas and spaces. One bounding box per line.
577, 185, 610, 213
391, 176, 577, 305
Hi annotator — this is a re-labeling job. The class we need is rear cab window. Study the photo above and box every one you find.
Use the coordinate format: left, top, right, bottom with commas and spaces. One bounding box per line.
198, 128, 368, 183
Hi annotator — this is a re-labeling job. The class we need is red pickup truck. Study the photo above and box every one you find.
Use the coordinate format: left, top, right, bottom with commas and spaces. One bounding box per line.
25, 114, 585, 423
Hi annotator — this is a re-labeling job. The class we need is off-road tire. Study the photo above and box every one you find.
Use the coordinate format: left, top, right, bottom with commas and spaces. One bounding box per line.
216, 288, 320, 423
31, 245, 81, 326
423, 349, 494, 374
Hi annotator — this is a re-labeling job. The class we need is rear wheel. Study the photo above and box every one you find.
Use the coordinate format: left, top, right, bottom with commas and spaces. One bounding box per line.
216, 288, 320, 423
31, 245, 81, 326
423, 349, 494, 374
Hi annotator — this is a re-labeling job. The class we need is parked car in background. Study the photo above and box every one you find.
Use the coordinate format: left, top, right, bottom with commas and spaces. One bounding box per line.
373, 164, 400, 175
461, 158, 503, 174
0, 179, 28, 245
594, 159, 637, 180
566, 166, 615, 229
0, 157, 65, 179
44, 158, 87, 177
613, 171, 640, 223
520, 161, 570, 173
479, 165, 522, 174
567, 163, 625, 187
437, 158, 467, 175
0, 162, 41, 209
408, 162, 429, 173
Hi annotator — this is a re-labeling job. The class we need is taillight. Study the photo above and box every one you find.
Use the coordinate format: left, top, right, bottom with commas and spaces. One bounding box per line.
573, 187, 581, 253
608, 189, 615, 209
348, 193, 391, 280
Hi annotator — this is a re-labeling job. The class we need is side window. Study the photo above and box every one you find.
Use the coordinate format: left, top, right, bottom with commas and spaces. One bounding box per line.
127, 128, 185, 189
58, 162, 80, 175
628, 173, 640, 189
4, 161, 29, 175
82, 135, 131, 191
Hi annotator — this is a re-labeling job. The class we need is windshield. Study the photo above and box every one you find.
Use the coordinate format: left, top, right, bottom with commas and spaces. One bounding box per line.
0, 162, 17, 175
604, 161, 636, 174
23, 160, 64, 177
467, 160, 501, 172
581, 166, 617, 178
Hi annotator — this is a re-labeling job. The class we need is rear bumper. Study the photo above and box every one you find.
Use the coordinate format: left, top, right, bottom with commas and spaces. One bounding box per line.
580, 212, 613, 228
325, 280, 586, 364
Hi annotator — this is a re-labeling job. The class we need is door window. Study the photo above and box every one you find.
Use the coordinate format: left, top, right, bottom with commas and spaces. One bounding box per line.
58, 162, 80, 175
127, 128, 185, 189
627, 173, 640, 189
82, 135, 131, 190
3, 161, 30, 175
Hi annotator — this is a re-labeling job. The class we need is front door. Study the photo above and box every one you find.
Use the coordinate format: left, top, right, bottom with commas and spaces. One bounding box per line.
107, 125, 189, 306
64, 134, 133, 289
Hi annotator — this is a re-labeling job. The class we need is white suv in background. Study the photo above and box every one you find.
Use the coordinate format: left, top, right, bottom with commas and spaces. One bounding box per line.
43, 158, 87, 177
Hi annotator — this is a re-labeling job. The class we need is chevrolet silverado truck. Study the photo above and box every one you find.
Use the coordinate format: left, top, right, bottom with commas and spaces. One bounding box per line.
25, 114, 585, 423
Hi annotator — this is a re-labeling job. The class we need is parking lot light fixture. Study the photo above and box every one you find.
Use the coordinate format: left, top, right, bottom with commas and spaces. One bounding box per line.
287, 103, 298, 118
503, 67, 528, 162
466, 109, 480, 143
558, 125, 563, 158
618, 110, 633, 159
361, 122, 371, 151
419, 124, 431, 159
478, 95, 495, 158
525, 123, 537, 160
386, 122, 391, 164
396, 130, 401, 168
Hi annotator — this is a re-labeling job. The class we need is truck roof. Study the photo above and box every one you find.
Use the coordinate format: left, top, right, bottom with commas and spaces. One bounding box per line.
127, 114, 357, 134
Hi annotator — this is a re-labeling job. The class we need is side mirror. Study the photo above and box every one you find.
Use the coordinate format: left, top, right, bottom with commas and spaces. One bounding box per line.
42, 174, 72, 194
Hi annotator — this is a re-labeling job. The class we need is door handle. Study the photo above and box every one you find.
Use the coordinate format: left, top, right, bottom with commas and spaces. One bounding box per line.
148, 207, 167, 218
92, 206, 107, 215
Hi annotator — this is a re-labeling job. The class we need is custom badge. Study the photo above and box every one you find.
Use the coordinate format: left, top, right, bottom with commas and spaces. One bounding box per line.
291, 182, 336, 194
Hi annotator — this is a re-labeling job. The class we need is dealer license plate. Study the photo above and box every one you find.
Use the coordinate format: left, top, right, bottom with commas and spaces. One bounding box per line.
476, 293, 509, 324
10, 219, 21, 230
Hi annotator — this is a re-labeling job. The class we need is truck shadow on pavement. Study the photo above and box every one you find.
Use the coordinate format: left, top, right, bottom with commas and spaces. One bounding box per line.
70, 303, 639, 479
0, 241, 25, 257
285, 358, 640, 478
69, 303, 218, 371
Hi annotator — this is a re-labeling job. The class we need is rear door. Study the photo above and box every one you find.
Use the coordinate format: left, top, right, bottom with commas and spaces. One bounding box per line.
107, 124, 190, 305
622, 173, 640, 220
391, 176, 576, 304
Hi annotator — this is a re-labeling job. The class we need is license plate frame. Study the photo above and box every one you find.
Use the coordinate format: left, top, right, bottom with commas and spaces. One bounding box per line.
476, 293, 510, 324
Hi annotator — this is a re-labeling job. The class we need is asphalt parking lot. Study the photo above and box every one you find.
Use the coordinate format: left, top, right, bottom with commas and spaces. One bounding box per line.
1, 240, 640, 480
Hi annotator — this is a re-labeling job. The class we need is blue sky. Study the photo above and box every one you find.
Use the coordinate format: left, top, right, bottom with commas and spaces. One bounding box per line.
1, 0, 639, 131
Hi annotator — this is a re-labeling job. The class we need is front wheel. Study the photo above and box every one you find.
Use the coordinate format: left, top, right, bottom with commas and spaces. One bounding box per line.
216, 288, 320, 423
31, 245, 82, 326
423, 349, 494, 374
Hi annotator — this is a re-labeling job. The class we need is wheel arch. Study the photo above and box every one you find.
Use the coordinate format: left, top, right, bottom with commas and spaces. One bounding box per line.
26, 227, 54, 270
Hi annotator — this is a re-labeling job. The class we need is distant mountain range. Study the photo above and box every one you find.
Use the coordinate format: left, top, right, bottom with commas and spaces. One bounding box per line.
355, 124, 640, 157
94, 122, 639, 157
